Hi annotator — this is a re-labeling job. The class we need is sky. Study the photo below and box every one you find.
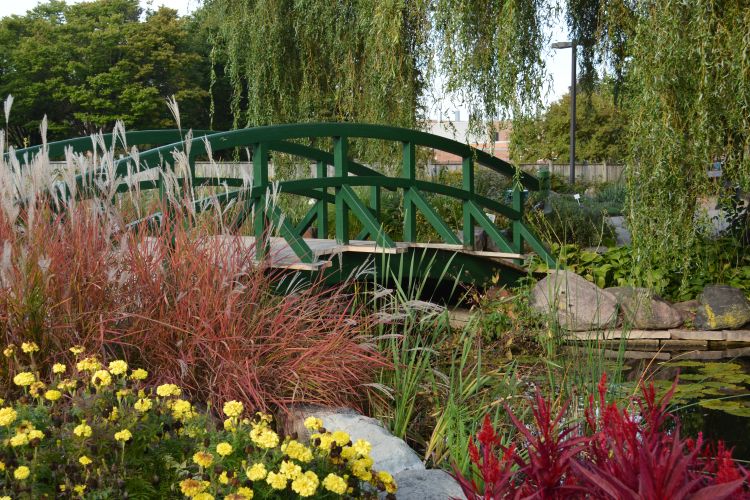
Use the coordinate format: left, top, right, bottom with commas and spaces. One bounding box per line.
0, 0, 573, 114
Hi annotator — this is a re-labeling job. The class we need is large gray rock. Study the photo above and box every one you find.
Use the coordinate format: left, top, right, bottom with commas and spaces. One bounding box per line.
381, 469, 466, 500
607, 287, 683, 329
695, 285, 750, 330
673, 299, 701, 324
531, 270, 618, 331
286, 407, 424, 475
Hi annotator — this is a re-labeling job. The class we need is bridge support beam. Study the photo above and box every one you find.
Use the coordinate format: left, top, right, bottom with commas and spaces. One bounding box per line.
334, 137, 349, 244
403, 141, 416, 242
253, 142, 269, 260
462, 156, 475, 248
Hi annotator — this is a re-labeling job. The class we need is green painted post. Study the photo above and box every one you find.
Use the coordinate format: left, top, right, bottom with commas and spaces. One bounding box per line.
316, 161, 328, 238
334, 136, 349, 244
370, 185, 381, 224
403, 142, 416, 242
253, 142, 269, 260
462, 156, 474, 248
512, 186, 524, 261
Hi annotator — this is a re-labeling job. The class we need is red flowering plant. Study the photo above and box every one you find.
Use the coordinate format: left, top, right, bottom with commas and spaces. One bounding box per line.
452, 374, 749, 499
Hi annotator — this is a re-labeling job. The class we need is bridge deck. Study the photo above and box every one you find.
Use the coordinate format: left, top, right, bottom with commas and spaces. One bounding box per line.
179, 236, 524, 271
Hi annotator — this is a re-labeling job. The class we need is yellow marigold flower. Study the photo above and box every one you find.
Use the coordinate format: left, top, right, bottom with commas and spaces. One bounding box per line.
223, 400, 244, 418
134, 398, 152, 412
114, 429, 132, 442
0, 495, 9, 500
116, 389, 131, 398
13, 465, 30, 480
249, 427, 279, 449
224, 418, 237, 432
108, 360, 128, 375
322, 473, 348, 495
21, 342, 39, 353
279, 460, 302, 480
74, 484, 86, 495
79, 456, 92, 466
109, 406, 119, 421
341, 446, 357, 460
351, 458, 373, 481
74, 422, 92, 438
352, 439, 372, 457
193, 451, 214, 468
236, 488, 254, 500
29, 380, 46, 397
52, 363, 66, 374
3, 345, 14, 357
76, 356, 100, 372
91, 369, 112, 387
170, 399, 195, 421
28, 429, 44, 441
216, 442, 233, 457
303, 416, 323, 431
266, 471, 288, 490
58, 378, 78, 391
311, 432, 335, 451
192, 494, 214, 500
291, 470, 319, 497
0, 407, 17, 426
45, 389, 62, 402
130, 368, 148, 380
331, 430, 350, 446
219, 471, 230, 485
13, 372, 35, 387
377, 470, 397, 493
10, 433, 29, 447
246, 462, 267, 481
70, 345, 85, 355
156, 383, 181, 397
180, 478, 209, 497
281, 440, 313, 463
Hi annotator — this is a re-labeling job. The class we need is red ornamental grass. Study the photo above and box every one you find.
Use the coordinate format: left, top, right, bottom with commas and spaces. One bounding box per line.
0, 201, 388, 412
453, 374, 749, 499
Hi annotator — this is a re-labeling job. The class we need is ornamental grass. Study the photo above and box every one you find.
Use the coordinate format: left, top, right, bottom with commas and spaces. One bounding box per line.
0, 347, 396, 498
0, 127, 387, 413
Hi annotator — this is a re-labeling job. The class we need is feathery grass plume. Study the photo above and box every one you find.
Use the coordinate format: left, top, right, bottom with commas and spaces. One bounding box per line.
3, 94, 13, 126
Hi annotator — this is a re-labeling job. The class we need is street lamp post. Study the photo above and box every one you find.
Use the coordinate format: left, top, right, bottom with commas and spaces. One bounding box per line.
552, 40, 577, 185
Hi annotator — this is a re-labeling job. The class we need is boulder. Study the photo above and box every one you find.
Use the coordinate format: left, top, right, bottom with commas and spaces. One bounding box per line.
531, 270, 618, 331
286, 407, 424, 475
694, 285, 750, 330
607, 287, 683, 329
673, 300, 701, 324
456, 227, 488, 251
382, 469, 465, 500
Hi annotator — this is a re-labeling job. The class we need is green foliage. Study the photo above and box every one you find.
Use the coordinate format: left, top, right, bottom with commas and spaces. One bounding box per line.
0, 0, 219, 142
527, 195, 616, 248
511, 80, 628, 164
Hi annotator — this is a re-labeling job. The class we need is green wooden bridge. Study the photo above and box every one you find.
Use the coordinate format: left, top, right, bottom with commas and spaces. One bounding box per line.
9, 123, 554, 288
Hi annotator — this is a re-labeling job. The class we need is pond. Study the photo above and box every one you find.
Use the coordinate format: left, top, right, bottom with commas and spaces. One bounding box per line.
620, 354, 750, 460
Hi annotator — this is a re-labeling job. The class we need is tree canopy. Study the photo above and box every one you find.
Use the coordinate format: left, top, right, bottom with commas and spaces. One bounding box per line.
511, 81, 628, 164
0, 0, 227, 142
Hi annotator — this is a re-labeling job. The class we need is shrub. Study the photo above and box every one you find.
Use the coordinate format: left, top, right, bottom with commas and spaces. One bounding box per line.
452, 375, 748, 499
0, 199, 386, 413
0, 347, 396, 498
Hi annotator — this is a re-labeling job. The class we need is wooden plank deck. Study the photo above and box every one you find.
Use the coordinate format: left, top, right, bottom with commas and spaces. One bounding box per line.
167, 237, 524, 272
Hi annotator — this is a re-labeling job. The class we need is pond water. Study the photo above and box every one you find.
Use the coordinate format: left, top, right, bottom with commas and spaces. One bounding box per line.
621, 355, 750, 460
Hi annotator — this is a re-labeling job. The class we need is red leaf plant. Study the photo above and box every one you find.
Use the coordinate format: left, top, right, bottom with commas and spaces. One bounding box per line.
452, 374, 749, 499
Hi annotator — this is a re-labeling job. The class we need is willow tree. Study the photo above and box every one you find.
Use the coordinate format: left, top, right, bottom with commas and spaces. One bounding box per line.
202, 0, 549, 130
570, 1, 750, 290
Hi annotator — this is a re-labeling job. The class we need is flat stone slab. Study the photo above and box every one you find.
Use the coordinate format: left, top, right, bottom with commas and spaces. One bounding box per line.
670, 329, 726, 341
383, 469, 465, 500
567, 329, 750, 343
565, 330, 670, 340
287, 407, 424, 475
724, 330, 750, 342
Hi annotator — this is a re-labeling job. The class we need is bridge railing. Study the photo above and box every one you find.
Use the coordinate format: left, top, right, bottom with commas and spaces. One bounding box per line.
7, 124, 555, 267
